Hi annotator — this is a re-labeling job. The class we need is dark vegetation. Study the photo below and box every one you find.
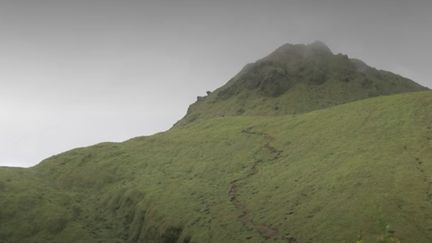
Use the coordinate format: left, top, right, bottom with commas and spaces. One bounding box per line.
177, 42, 426, 126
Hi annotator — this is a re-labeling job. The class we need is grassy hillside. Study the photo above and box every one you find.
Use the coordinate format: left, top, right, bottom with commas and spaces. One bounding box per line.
177, 42, 427, 126
1, 91, 432, 242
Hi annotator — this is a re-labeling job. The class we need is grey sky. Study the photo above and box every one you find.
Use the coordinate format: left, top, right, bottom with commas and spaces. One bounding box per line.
1, 0, 431, 167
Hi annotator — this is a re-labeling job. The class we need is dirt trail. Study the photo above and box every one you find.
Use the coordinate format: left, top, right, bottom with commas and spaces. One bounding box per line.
228, 127, 298, 243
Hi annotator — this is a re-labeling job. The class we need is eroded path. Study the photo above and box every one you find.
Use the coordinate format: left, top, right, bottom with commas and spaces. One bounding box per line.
228, 127, 298, 243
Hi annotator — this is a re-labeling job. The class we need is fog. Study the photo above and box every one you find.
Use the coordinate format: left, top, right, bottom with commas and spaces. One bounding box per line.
1, 0, 431, 167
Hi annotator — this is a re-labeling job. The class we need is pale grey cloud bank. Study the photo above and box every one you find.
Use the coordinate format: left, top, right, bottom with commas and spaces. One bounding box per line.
1, 0, 431, 167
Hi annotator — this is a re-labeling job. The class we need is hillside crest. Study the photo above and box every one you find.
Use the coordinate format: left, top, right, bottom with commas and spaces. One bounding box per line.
176, 41, 427, 126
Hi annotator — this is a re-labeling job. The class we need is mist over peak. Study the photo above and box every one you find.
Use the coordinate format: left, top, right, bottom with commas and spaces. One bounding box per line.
177, 42, 427, 125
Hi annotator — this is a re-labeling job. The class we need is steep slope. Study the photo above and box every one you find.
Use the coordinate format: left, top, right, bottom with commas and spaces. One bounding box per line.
1, 91, 432, 242
177, 42, 427, 125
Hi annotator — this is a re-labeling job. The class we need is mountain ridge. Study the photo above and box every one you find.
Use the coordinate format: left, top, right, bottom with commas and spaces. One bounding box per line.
176, 41, 427, 126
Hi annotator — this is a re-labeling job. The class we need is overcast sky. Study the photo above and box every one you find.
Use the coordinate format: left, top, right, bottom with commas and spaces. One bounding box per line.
1, 0, 431, 167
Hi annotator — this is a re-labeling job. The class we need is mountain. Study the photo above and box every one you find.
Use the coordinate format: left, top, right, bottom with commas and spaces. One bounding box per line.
1, 42, 431, 243
177, 41, 427, 125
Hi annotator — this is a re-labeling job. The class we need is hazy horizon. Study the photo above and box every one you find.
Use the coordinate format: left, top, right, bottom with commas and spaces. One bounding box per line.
1, 0, 431, 167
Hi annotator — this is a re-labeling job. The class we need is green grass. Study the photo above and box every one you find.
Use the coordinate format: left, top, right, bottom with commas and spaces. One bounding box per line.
1, 91, 432, 242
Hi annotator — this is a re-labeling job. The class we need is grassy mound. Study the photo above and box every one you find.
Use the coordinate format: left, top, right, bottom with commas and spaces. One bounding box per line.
1, 91, 431, 242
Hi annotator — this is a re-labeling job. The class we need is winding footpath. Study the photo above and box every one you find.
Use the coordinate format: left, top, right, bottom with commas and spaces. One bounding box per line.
228, 127, 298, 243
